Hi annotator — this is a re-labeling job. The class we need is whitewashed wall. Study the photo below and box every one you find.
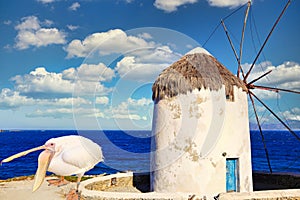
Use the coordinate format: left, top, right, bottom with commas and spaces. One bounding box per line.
151, 86, 253, 199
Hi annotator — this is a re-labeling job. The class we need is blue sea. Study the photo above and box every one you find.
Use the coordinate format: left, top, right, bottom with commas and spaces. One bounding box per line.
0, 130, 299, 180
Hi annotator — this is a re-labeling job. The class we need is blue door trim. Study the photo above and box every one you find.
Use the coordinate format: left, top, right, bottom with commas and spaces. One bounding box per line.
226, 158, 239, 192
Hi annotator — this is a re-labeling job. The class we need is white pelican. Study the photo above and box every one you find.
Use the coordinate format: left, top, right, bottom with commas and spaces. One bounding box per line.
1, 135, 103, 199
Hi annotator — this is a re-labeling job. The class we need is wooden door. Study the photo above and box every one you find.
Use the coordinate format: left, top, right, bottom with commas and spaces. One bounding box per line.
226, 158, 239, 192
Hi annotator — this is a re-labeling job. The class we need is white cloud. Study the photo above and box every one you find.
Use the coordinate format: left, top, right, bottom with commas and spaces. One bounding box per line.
28, 97, 152, 120
95, 96, 109, 105
36, 0, 56, 4
3, 20, 12, 25
244, 61, 300, 92
128, 97, 152, 106
115, 46, 180, 82
263, 62, 300, 89
11, 64, 113, 97
15, 16, 66, 50
12, 67, 74, 95
154, 0, 198, 12
64, 29, 156, 58
0, 88, 36, 109
242, 61, 271, 76
43, 19, 54, 26
48, 97, 91, 106
69, 2, 80, 11
0, 88, 90, 110
281, 108, 300, 121
153, 0, 248, 12
94, 97, 153, 121
116, 56, 168, 82
207, 0, 248, 8
134, 46, 178, 63
27, 108, 73, 118
67, 25, 79, 31
15, 16, 40, 31
26, 107, 100, 119
3, 64, 154, 121
112, 113, 146, 121
137, 33, 153, 40
3, 44, 12, 50
251, 89, 280, 100
109, 98, 152, 121
2, 61, 155, 121
72, 97, 151, 121
62, 63, 115, 82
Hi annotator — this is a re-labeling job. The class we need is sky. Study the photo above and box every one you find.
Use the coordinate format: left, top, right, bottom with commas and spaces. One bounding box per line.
0, 0, 299, 130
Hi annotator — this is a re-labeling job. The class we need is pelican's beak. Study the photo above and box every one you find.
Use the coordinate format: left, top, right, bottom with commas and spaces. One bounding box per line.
1, 145, 45, 164
0, 145, 54, 192
32, 149, 54, 192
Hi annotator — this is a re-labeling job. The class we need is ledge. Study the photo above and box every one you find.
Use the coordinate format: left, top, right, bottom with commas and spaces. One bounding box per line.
79, 172, 194, 200
79, 172, 300, 200
219, 189, 300, 200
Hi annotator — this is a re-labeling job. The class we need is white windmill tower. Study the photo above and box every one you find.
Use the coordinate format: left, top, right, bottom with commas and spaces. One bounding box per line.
151, 0, 299, 198
151, 48, 253, 198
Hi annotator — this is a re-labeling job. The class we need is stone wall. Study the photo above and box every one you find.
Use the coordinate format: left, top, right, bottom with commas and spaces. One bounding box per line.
85, 174, 133, 192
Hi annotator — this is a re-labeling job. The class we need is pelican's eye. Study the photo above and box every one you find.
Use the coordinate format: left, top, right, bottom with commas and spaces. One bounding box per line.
50, 143, 54, 146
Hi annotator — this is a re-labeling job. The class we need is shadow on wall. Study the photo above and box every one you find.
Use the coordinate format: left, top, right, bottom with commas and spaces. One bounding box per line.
133, 172, 300, 192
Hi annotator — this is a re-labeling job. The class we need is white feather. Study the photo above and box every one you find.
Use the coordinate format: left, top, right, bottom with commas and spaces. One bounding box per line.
45, 135, 103, 176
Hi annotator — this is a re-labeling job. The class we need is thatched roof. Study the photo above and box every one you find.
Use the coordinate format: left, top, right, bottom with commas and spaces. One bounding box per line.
152, 53, 247, 102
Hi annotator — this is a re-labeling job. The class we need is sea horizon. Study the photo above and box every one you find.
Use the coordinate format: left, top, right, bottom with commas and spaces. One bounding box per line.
1, 129, 299, 180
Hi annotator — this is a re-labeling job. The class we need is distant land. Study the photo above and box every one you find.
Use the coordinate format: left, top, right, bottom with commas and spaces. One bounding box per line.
250, 120, 300, 131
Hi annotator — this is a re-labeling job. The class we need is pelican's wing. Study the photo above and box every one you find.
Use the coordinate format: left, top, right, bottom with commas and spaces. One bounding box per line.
61, 142, 103, 171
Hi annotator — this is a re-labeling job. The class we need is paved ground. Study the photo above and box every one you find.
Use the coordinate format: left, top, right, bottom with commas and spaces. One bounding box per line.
0, 177, 77, 200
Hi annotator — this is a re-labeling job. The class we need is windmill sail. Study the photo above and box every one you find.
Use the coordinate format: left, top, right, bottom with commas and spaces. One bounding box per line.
218, 0, 299, 173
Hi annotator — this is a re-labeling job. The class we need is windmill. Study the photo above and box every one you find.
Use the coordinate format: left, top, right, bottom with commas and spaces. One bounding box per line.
205, 0, 300, 174
150, 1, 299, 197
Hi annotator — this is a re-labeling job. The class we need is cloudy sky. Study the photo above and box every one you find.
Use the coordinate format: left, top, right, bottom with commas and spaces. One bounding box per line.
0, 0, 299, 130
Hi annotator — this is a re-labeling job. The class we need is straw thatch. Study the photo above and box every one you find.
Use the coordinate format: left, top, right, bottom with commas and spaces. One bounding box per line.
152, 53, 247, 102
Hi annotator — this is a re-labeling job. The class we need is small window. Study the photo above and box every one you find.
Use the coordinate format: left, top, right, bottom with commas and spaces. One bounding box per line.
111, 177, 117, 186
226, 94, 234, 102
